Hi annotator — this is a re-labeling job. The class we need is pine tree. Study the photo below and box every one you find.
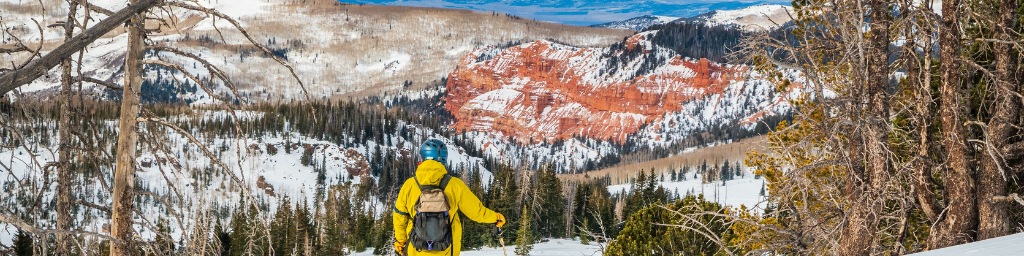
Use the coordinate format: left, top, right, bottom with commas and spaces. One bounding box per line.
270, 197, 294, 256
606, 195, 727, 255
462, 169, 489, 249
214, 222, 231, 256
228, 199, 251, 256
535, 164, 565, 238
13, 228, 32, 256
721, 161, 731, 181
514, 205, 533, 256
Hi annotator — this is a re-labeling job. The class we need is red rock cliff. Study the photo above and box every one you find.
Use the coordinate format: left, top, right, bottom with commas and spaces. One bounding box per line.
446, 33, 746, 142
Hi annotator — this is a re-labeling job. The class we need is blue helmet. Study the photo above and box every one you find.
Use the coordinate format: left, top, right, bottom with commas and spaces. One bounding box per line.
419, 139, 448, 166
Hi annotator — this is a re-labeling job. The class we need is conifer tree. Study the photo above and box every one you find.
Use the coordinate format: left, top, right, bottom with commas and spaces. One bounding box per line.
606, 195, 727, 255
721, 161, 731, 181
462, 168, 489, 249
228, 199, 252, 256
214, 222, 231, 256
514, 205, 533, 256
535, 164, 565, 238
13, 228, 32, 256
270, 197, 294, 256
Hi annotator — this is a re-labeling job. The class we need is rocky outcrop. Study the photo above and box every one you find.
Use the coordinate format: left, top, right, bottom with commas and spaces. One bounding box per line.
445, 33, 748, 142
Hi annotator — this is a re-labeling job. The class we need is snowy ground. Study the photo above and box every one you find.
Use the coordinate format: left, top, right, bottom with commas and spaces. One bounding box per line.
0, 110, 492, 246
607, 170, 768, 210
351, 238, 606, 256
908, 232, 1024, 256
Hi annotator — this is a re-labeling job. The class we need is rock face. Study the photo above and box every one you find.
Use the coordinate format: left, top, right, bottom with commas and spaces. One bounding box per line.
445, 32, 748, 142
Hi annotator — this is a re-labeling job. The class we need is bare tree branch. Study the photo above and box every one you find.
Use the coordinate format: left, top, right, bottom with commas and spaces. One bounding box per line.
0, 0, 163, 94
71, 0, 116, 16
73, 76, 124, 90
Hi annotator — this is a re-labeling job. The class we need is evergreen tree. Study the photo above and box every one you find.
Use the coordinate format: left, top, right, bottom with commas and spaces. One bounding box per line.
270, 197, 294, 256
319, 188, 347, 255
606, 195, 729, 255
514, 205, 533, 256
721, 161, 731, 181
228, 199, 252, 256
215, 222, 231, 256
462, 168, 489, 249
487, 164, 520, 244
535, 164, 565, 238
13, 228, 32, 256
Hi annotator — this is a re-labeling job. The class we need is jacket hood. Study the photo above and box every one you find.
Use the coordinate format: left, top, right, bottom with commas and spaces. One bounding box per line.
414, 160, 448, 186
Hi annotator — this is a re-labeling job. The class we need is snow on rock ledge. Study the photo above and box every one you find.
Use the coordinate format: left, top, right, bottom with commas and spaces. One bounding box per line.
445, 34, 750, 143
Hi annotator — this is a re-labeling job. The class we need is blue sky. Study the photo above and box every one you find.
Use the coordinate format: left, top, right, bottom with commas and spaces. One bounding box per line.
338, 0, 790, 26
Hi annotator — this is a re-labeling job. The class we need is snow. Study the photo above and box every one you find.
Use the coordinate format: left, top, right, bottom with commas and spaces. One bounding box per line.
690, 4, 793, 30
0, 111, 493, 244
607, 169, 767, 209
356, 52, 412, 74
187, 0, 273, 31
908, 232, 1024, 256
591, 15, 679, 31
350, 238, 607, 256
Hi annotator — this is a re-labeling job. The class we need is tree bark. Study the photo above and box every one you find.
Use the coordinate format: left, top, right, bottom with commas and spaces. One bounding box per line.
929, 0, 977, 248
977, 0, 1018, 240
109, 2, 145, 254
0, 0, 160, 95
840, 1, 892, 254
55, 2, 79, 256
911, 7, 941, 224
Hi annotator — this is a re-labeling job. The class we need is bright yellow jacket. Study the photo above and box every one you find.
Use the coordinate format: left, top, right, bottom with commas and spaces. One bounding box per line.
393, 160, 500, 256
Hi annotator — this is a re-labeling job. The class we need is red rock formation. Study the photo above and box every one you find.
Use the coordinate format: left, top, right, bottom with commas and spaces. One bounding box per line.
446, 34, 747, 142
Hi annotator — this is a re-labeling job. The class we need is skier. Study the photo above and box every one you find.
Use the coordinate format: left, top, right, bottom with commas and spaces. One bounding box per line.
393, 139, 506, 256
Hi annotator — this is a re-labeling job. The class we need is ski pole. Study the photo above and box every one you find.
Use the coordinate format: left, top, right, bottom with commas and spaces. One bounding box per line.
494, 226, 508, 256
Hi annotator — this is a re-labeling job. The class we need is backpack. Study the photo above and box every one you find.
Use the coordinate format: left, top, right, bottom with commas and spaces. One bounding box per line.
409, 174, 453, 252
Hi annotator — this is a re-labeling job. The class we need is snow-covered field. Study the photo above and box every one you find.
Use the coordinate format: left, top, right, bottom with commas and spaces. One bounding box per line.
351, 238, 606, 256
607, 168, 767, 209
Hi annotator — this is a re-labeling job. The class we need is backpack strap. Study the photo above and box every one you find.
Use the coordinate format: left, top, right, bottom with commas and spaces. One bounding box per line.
438, 174, 452, 191
414, 174, 451, 191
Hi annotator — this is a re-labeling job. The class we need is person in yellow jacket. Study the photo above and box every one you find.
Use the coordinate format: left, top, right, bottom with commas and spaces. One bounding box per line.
393, 139, 505, 256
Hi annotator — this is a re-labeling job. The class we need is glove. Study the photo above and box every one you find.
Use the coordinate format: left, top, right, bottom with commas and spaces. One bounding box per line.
394, 240, 407, 255
495, 212, 506, 228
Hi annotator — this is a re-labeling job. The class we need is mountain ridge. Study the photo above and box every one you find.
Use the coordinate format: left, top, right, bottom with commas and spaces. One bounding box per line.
592, 4, 794, 31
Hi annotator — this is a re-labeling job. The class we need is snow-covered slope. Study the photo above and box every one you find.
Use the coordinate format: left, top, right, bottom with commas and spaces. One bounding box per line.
443, 31, 800, 171
0, 109, 492, 244
607, 168, 767, 209
590, 15, 678, 31
1, 0, 631, 103
675, 4, 793, 30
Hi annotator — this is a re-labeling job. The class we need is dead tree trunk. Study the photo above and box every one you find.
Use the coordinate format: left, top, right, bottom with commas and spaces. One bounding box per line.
55, 2, 79, 256
110, 2, 146, 254
912, 13, 941, 224
839, 1, 892, 254
977, 0, 1018, 240
929, 0, 977, 248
